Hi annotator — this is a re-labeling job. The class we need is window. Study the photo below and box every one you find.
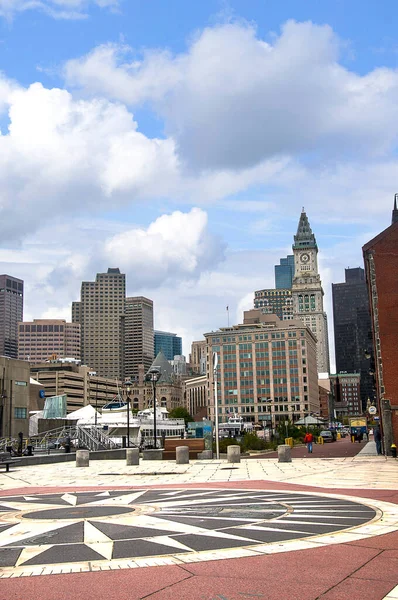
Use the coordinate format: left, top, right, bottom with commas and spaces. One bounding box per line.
14, 407, 27, 419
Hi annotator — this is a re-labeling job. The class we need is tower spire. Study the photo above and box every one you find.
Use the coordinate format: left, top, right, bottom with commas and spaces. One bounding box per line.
392, 194, 398, 225
293, 209, 317, 250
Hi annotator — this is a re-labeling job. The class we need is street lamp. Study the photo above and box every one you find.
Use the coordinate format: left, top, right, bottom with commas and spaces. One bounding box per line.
145, 367, 161, 449
126, 382, 131, 448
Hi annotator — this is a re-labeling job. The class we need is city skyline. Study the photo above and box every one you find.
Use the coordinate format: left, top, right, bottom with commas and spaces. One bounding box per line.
1, 1, 398, 368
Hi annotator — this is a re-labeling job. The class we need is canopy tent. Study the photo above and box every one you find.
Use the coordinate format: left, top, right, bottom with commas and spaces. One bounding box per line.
66, 404, 99, 424
294, 415, 326, 426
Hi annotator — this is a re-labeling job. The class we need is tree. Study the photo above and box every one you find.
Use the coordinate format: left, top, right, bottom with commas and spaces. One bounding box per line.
168, 406, 193, 425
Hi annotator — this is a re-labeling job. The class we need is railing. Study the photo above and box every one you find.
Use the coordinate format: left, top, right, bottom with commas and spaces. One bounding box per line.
27, 425, 121, 452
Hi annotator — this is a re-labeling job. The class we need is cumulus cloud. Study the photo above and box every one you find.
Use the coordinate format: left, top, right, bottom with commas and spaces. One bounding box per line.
0, 0, 119, 19
65, 20, 398, 170
0, 81, 177, 241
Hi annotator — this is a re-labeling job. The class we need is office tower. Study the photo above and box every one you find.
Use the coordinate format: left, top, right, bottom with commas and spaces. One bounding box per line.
275, 255, 295, 289
18, 319, 81, 363
332, 267, 374, 410
72, 268, 125, 379
253, 288, 293, 320
154, 330, 182, 361
125, 297, 154, 381
0, 275, 23, 359
189, 340, 207, 375
363, 196, 398, 453
291, 209, 330, 374
205, 310, 319, 426
330, 373, 361, 418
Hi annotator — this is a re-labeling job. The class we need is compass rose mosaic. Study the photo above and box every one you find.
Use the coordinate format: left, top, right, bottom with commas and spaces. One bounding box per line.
0, 488, 382, 577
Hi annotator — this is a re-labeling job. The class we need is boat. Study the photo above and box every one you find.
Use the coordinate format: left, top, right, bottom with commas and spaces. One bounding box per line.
218, 414, 254, 438
100, 399, 185, 448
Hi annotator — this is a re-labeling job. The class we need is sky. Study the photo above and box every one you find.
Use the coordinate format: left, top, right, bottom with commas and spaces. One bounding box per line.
1, 0, 398, 370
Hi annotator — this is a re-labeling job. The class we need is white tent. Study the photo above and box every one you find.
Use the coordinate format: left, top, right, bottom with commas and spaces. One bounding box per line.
66, 405, 98, 424
294, 415, 325, 426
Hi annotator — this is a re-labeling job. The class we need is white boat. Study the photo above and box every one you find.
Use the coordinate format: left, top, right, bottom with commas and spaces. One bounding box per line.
100, 399, 185, 448
219, 413, 254, 438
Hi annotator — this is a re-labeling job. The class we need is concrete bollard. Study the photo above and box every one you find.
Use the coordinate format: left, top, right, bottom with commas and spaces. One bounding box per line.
76, 449, 89, 467
227, 445, 241, 463
278, 444, 292, 463
126, 447, 139, 466
176, 445, 189, 464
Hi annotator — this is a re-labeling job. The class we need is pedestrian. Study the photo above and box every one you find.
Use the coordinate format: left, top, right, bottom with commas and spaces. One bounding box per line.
374, 427, 382, 455
304, 431, 313, 454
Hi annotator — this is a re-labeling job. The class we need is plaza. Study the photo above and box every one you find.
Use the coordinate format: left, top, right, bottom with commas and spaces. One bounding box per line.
1, 438, 398, 599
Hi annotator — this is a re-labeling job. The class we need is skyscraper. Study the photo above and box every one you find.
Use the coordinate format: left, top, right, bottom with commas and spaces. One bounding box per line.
332, 267, 374, 410
18, 319, 81, 362
124, 297, 154, 381
291, 210, 330, 374
275, 255, 295, 289
72, 268, 125, 379
0, 275, 23, 359
154, 330, 182, 361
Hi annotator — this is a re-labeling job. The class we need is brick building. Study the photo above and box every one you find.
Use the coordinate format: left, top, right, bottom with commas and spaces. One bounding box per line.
363, 196, 398, 453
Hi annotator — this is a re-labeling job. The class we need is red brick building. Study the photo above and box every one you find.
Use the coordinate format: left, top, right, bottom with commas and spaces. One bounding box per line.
362, 196, 398, 453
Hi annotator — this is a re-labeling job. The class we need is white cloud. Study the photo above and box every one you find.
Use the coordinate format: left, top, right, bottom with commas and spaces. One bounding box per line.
65, 21, 398, 170
0, 0, 118, 19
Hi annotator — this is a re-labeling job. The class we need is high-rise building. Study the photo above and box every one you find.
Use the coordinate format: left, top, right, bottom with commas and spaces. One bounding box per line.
124, 297, 154, 381
330, 373, 361, 418
189, 340, 207, 375
253, 288, 293, 320
291, 210, 330, 374
275, 255, 295, 289
0, 274, 23, 359
72, 268, 125, 379
154, 330, 182, 361
332, 267, 374, 410
205, 310, 319, 426
363, 195, 398, 453
18, 319, 81, 363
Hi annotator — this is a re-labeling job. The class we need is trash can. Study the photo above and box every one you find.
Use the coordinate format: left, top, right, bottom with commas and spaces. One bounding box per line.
27, 445, 33, 456
391, 444, 397, 458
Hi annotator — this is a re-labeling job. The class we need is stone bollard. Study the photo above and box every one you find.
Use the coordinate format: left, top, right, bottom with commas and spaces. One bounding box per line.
278, 444, 292, 463
176, 445, 189, 465
126, 447, 139, 466
76, 449, 89, 467
227, 445, 241, 463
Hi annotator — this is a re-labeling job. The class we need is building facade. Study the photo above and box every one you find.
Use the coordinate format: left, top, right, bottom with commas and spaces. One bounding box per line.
330, 373, 361, 418
185, 374, 207, 419
189, 340, 207, 375
0, 275, 24, 359
275, 255, 295, 289
332, 268, 374, 410
253, 288, 293, 320
72, 268, 125, 379
291, 210, 330, 374
18, 319, 81, 363
154, 330, 182, 361
125, 297, 154, 381
30, 362, 119, 413
0, 356, 33, 437
204, 310, 319, 427
363, 197, 398, 452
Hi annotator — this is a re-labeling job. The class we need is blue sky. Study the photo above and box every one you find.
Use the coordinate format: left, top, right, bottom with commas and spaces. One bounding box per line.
1, 0, 398, 367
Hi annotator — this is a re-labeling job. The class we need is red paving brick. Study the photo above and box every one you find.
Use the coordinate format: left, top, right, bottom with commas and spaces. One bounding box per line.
353, 553, 398, 583
319, 577, 395, 600
250, 436, 368, 459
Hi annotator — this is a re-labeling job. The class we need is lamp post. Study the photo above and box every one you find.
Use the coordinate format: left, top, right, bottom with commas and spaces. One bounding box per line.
95, 379, 98, 426
126, 382, 131, 448
213, 352, 220, 460
145, 367, 161, 449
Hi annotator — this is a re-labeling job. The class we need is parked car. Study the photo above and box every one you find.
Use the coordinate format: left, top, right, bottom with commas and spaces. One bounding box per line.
320, 430, 334, 443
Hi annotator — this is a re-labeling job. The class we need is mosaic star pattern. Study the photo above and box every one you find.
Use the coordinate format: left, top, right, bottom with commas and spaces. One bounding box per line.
0, 489, 376, 572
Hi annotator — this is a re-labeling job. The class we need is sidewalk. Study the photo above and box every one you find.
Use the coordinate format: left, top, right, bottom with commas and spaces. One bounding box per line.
1, 448, 398, 599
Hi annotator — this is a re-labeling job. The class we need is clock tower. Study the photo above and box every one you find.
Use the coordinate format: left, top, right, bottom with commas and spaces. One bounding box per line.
291, 209, 330, 374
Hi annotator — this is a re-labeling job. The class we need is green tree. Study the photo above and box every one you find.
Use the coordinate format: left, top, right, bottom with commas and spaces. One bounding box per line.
168, 406, 193, 425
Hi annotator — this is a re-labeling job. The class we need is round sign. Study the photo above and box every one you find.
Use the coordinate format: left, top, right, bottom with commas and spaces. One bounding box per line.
368, 405, 377, 415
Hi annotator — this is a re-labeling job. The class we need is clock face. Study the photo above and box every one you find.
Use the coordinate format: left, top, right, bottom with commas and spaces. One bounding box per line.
300, 253, 310, 263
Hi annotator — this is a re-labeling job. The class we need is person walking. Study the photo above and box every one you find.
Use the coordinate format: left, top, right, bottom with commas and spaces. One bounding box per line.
304, 431, 313, 454
374, 427, 383, 455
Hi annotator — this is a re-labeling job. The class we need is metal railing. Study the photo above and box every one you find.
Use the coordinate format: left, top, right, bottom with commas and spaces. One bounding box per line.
28, 425, 121, 452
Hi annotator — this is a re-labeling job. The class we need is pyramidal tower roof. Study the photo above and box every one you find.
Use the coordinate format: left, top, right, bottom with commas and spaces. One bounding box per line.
292, 208, 317, 250
392, 194, 398, 225
147, 349, 174, 384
